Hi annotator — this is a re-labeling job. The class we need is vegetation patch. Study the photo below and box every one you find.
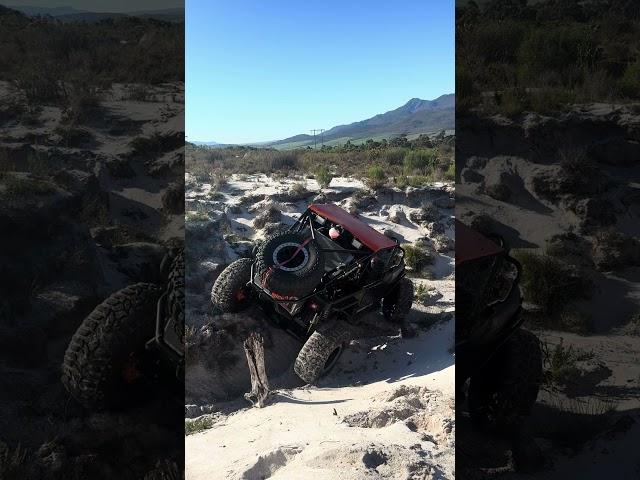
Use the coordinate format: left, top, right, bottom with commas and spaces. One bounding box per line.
403, 245, 432, 273
185, 416, 214, 436
514, 250, 593, 316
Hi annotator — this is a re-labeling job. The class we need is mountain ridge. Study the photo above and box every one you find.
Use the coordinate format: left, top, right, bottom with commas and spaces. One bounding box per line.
265, 94, 454, 148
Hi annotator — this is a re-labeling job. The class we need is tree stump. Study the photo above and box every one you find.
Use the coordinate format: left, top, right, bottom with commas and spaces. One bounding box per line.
243, 332, 270, 407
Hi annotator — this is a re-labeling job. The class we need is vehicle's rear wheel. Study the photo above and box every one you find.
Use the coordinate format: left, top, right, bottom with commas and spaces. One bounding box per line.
211, 258, 253, 313
294, 321, 350, 384
468, 329, 543, 430
255, 231, 325, 298
62, 283, 162, 409
382, 277, 414, 324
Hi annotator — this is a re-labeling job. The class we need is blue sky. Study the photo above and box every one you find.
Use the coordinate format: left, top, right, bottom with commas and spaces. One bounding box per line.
186, 0, 454, 144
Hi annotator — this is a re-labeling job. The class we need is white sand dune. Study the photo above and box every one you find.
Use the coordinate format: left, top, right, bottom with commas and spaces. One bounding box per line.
186, 318, 455, 480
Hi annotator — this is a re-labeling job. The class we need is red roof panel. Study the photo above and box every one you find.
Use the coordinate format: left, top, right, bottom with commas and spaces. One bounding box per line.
455, 220, 503, 266
309, 203, 397, 252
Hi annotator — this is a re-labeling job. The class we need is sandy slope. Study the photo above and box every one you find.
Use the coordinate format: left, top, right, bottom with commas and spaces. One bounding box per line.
184, 173, 455, 479
186, 318, 455, 480
456, 109, 640, 478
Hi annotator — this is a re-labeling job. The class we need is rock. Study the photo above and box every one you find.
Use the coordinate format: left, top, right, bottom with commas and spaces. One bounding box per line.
354, 193, 377, 210
388, 206, 406, 224
225, 204, 243, 215
546, 233, 594, 267
105, 156, 135, 178
342, 197, 358, 214
383, 228, 400, 240
90, 226, 122, 248
108, 242, 165, 284
312, 193, 327, 203
426, 221, 446, 236
253, 206, 281, 229
461, 167, 484, 183
263, 222, 288, 236
32, 281, 97, 335
161, 181, 185, 214
432, 234, 454, 253
434, 196, 454, 209
409, 203, 440, 224
53, 169, 107, 208
592, 231, 640, 270
199, 261, 224, 284
228, 240, 253, 258
572, 197, 616, 230
36, 441, 67, 473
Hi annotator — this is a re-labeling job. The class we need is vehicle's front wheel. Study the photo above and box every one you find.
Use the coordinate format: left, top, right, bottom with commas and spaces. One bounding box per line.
294, 321, 350, 384
62, 283, 162, 409
468, 329, 543, 430
211, 258, 253, 313
382, 277, 414, 324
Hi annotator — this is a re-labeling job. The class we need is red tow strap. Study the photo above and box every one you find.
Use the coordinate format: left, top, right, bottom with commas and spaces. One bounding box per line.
261, 237, 313, 292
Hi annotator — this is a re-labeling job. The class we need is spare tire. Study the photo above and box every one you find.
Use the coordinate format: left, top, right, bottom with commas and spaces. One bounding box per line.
255, 231, 325, 298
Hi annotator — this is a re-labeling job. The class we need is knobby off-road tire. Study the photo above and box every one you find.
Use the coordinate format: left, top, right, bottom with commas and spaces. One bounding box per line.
62, 283, 162, 409
167, 249, 185, 341
211, 258, 253, 312
294, 321, 350, 384
382, 277, 414, 324
468, 329, 543, 431
255, 231, 325, 298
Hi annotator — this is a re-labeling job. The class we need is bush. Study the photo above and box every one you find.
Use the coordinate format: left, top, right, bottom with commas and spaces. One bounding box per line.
381, 147, 409, 165
2, 175, 56, 197
403, 149, 437, 174
185, 416, 214, 435
619, 61, 640, 98
315, 166, 333, 189
444, 162, 455, 181
366, 165, 386, 189
129, 132, 183, 159
403, 245, 431, 272
545, 342, 594, 387
513, 250, 592, 316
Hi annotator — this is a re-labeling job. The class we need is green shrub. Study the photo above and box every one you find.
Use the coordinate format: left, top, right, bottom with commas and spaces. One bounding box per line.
129, 132, 183, 158
381, 147, 409, 165
314, 165, 333, 188
403, 149, 437, 174
513, 250, 593, 316
545, 342, 593, 387
3, 176, 56, 197
619, 61, 640, 98
403, 245, 431, 272
444, 162, 455, 182
185, 416, 214, 435
366, 165, 386, 189
185, 211, 210, 223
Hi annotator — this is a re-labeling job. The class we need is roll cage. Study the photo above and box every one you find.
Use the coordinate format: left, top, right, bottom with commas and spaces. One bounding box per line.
248, 207, 406, 336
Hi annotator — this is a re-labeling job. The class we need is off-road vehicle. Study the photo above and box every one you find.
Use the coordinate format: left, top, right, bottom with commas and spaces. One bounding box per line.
456, 220, 542, 429
62, 248, 184, 409
211, 203, 415, 384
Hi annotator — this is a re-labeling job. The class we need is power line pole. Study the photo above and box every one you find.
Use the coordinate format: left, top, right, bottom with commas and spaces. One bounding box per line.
310, 129, 325, 149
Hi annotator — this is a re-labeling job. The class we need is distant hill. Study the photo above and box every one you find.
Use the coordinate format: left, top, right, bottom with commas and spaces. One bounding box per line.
191, 140, 220, 146
8, 5, 184, 22
265, 94, 454, 149
7, 5, 85, 16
